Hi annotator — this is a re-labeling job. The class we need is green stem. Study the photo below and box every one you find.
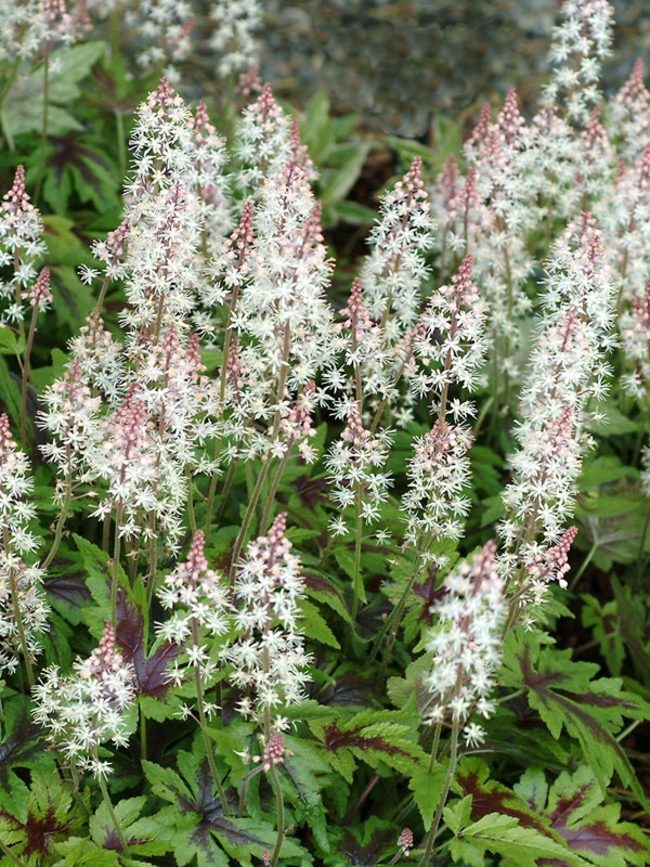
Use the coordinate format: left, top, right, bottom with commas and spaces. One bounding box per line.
228, 458, 271, 581
268, 765, 285, 867
41, 462, 73, 570
110, 505, 123, 629
93, 754, 128, 852
19, 301, 38, 443
419, 718, 460, 867
568, 541, 597, 591
350, 485, 364, 623
259, 445, 293, 534
192, 620, 231, 815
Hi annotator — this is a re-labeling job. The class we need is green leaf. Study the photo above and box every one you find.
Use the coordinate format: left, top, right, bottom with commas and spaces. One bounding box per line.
320, 145, 369, 204
409, 760, 449, 830
502, 631, 650, 803
4, 42, 106, 137
0, 326, 24, 357
585, 402, 639, 436
50, 265, 94, 331
309, 709, 426, 780
327, 200, 376, 226
300, 598, 340, 648
450, 811, 587, 866
0, 356, 21, 425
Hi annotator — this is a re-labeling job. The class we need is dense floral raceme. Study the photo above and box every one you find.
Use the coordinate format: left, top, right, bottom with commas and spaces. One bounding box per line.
1, 1, 650, 864
223, 514, 312, 729
32, 624, 136, 778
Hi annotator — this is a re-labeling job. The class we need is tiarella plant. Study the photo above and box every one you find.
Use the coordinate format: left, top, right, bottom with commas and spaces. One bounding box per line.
0, 0, 649, 865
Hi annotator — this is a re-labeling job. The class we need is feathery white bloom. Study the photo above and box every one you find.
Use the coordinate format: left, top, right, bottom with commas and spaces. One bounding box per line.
0, 166, 46, 325
158, 531, 232, 687
620, 280, 650, 400
361, 158, 434, 328
223, 514, 312, 723
402, 420, 473, 553
544, 0, 614, 123
499, 217, 615, 615
422, 542, 505, 730
411, 255, 487, 408
326, 406, 392, 526
609, 58, 650, 161
235, 85, 292, 194
210, 0, 262, 78
0, 414, 49, 675
32, 624, 135, 777
597, 144, 650, 306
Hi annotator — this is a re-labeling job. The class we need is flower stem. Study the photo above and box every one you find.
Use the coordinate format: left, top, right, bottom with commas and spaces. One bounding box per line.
418, 718, 459, 867
228, 458, 271, 581
19, 301, 39, 443
110, 505, 123, 629
268, 765, 285, 867
350, 485, 364, 623
192, 620, 231, 815
259, 445, 292, 534
7, 553, 35, 688
94, 757, 128, 852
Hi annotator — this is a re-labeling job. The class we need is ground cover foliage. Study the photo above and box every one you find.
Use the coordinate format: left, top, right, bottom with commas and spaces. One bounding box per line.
0, 1, 649, 865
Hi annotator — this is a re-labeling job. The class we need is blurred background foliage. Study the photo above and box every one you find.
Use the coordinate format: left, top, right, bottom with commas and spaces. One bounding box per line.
245, 0, 650, 137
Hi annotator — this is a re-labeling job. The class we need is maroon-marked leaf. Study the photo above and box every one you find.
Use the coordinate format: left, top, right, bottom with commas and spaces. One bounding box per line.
502, 631, 650, 801
542, 766, 649, 866
44, 573, 91, 608
309, 709, 425, 781
115, 595, 180, 698
457, 760, 650, 866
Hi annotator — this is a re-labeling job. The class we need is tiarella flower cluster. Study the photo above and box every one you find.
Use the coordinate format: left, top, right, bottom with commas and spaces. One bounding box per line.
331, 161, 435, 427
33, 624, 135, 777
544, 0, 615, 123
402, 420, 473, 557
128, 0, 193, 75
43, 84, 227, 549
500, 217, 614, 611
422, 541, 505, 748
326, 406, 392, 532
597, 144, 650, 305
610, 58, 650, 161
210, 0, 262, 78
0, 414, 49, 675
411, 256, 486, 413
158, 531, 231, 690
620, 280, 650, 399
227, 132, 335, 458
462, 92, 536, 375
235, 85, 292, 193
0, 0, 80, 62
361, 157, 433, 328
0, 166, 46, 325
223, 514, 312, 728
